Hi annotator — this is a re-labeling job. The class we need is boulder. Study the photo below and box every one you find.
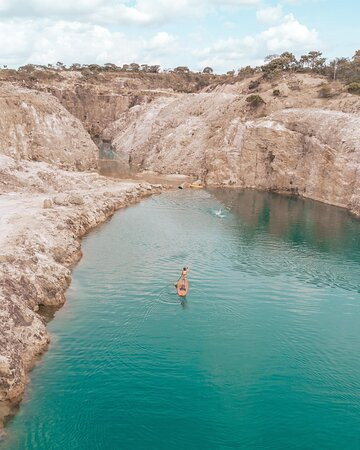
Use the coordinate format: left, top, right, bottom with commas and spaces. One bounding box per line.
68, 195, 84, 206
53, 194, 69, 206
43, 199, 53, 209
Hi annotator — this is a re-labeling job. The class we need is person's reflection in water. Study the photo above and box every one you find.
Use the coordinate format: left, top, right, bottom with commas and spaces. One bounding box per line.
181, 298, 188, 309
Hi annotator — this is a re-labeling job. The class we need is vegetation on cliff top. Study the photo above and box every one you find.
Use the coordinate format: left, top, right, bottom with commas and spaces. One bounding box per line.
0, 49, 359, 94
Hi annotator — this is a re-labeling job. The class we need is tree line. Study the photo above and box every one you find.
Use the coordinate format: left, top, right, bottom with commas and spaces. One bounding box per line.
8, 62, 215, 76
261, 50, 360, 84
2, 49, 359, 87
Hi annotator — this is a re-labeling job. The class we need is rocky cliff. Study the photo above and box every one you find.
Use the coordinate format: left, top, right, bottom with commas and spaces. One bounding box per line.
0, 79, 164, 434
102, 74, 360, 215
3, 70, 207, 137
0, 83, 99, 170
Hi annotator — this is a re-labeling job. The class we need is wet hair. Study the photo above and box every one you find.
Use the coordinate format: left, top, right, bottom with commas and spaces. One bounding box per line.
183, 267, 187, 271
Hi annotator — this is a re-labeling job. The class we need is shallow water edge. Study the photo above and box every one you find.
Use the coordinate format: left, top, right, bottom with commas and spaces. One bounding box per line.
0, 182, 163, 437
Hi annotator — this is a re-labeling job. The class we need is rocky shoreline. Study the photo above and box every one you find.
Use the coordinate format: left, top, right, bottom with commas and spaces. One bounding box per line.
1, 70, 360, 438
0, 157, 163, 436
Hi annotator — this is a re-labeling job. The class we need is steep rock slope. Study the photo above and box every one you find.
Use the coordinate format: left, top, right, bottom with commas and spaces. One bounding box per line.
102, 75, 360, 215
0, 83, 98, 170
9, 71, 202, 136
209, 109, 360, 214
48, 81, 175, 137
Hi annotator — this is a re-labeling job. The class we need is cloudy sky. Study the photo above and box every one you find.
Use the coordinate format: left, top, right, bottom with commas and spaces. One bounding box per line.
0, 0, 358, 72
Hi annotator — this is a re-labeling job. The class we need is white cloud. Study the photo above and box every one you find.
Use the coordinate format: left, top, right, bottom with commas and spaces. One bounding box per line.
0, 19, 178, 67
212, 0, 260, 5
0, 0, 261, 25
31, 0, 104, 15
194, 13, 320, 71
193, 37, 260, 70
92, 0, 205, 25
145, 32, 179, 59
256, 4, 283, 24
0, 0, 194, 25
260, 13, 319, 52
148, 31, 177, 49
0, 0, 10, 12
0, 1, 321, 71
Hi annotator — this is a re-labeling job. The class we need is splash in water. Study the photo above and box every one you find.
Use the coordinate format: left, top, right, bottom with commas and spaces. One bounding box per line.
214, 208, 226, 218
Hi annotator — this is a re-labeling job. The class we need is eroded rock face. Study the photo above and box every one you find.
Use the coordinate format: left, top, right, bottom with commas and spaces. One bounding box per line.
0, 83, 98, 170
26, 71, 181, 136
103, 85, 360, 215
242, 110, 360, 213
49, 84, 135, 137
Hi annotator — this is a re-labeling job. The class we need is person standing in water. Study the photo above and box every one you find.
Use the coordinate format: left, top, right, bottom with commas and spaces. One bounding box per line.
181, 267, 188, 280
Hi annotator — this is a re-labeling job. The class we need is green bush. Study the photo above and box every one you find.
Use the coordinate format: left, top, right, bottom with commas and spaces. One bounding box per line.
318, 83, 333, 98
272, 89, 281, 97
347, 82, 360, 94
246, 94, 265, 106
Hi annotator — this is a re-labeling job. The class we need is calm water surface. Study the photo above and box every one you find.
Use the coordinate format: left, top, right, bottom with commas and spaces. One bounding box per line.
3, 189, 360, 449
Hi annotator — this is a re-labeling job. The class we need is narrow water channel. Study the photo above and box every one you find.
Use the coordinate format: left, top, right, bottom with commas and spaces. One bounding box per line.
3, 189, 360, 449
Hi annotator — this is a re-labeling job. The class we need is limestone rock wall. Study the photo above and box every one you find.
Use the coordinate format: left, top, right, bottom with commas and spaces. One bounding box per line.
28, 72, 179, 136
103, 88, 360, 215
49, 85, 134, 137
0, 83, 98, 170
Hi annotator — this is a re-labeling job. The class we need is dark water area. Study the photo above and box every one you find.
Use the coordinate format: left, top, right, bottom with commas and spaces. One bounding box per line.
92, 136, 118, 160
2, 189, 360, 449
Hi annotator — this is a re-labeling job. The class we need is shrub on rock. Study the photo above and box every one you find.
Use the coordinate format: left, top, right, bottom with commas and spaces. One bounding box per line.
246, 94, 265, 107
347, 82, 360, 94
318, 83, 334, 98
248, 79, 261, 90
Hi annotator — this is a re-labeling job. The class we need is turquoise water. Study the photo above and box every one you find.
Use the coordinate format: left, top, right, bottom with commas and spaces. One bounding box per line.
3, 189, 360, 449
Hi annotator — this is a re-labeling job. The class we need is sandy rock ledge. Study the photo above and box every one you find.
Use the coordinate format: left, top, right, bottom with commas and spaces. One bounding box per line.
0, 156, 163, 433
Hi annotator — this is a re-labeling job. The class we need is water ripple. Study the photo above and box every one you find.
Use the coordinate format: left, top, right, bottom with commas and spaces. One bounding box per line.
3, 189, 360, 450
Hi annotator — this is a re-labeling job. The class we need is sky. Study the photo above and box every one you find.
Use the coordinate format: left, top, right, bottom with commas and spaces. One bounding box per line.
0, 0, 358, 72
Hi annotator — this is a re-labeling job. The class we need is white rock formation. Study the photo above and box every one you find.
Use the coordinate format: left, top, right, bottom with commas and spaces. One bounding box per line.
103, 82, 360, 215
0, 83, 98, 170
